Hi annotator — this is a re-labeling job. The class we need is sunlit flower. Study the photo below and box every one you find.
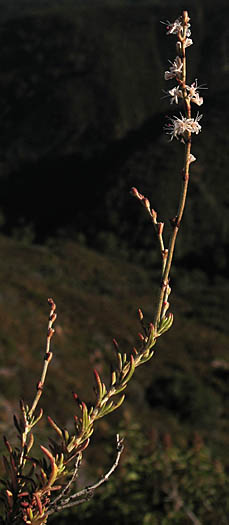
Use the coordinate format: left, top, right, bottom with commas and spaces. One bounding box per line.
163, 17, 183, 35
164, 113, 202, 141
188, 154, 196, 163
186, 80, 203, 106
184, 38, 193, 48
168, 86, 183, 104
161, 16, 191, 37
164, 57, 183, 80
188, 113, 203, 134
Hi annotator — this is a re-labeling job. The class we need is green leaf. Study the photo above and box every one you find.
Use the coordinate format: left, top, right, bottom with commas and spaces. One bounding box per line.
157, 313, 174, 336
94, 369, 103, 403
121, 354, 135, 384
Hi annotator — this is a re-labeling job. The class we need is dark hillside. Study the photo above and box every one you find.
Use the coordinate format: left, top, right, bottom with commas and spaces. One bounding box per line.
0, 1, 227, 280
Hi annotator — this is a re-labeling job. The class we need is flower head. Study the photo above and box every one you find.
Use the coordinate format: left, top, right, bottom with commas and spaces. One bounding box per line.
164, 57, 183, 80
184, 38, 193, 48
167, 86, 183, 104
161, 16, 191, 37
186, 80, 204, 106
164, 113, 202, 141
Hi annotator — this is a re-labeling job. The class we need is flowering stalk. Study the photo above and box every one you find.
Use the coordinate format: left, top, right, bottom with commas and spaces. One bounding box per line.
133, 11, 204, 332
154, 11, 194, 329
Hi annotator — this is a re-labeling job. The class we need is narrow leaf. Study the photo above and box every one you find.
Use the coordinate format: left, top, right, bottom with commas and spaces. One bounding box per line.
47, 416, 63, 438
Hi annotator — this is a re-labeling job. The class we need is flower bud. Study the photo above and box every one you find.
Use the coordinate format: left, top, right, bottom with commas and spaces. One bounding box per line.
143, 197, 151, 212
151, 209, 157, 222
130, 186, 139, 198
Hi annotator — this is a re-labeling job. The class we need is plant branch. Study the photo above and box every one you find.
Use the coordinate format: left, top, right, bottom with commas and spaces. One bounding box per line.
29, 298, 56, 418
153, 11, 192, 329
46, 434, 124, 516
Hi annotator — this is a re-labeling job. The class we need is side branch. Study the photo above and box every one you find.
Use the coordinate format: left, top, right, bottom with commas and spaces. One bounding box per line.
47, 434, 124, 516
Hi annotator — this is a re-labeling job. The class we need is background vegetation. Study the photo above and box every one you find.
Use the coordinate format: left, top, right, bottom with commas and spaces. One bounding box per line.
0, 0, 229, 522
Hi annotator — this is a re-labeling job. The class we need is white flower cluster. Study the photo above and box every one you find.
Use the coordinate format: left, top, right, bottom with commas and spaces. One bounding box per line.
167, 81, 203, 106
162, 14, 205, 146
164, 114, 202, 141
164, 57, 183, 80
162, 16, 191, 37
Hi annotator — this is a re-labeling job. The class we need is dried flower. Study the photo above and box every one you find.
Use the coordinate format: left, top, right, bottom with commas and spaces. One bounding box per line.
164, 57, 183, 80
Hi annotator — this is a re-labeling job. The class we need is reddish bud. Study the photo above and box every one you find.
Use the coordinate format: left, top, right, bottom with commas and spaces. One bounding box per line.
130, 186, 138, 196
18, 492, 30, 498
143, 197, 150, 211
113, 338, 119, 350
130, 187, 142, 199
149, 323, 155, 335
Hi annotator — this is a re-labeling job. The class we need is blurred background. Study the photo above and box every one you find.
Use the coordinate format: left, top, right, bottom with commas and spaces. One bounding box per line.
0, 0, 229, 523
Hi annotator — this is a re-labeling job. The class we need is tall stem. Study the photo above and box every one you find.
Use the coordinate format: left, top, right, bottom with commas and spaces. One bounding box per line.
154, 11, 191, 329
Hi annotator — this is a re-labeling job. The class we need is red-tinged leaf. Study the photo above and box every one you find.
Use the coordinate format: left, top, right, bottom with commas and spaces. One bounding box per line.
18, 492, 30, 498
49, 484, 62, 491
93, 369, 103, 402
40, 446, 58, 488
34, 493, 43, 516
40, 445, 55, 465
3, 436, 13, 454
113, 338, 119, 351
47, 416, 63, 438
